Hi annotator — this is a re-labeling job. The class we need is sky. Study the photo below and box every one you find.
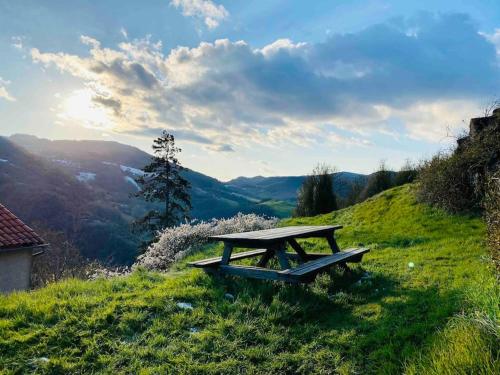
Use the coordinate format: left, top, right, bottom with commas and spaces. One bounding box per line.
1, 1, 500, 180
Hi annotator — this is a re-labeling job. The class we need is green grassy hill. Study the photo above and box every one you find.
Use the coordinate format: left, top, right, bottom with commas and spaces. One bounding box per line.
0, 185, 498, 374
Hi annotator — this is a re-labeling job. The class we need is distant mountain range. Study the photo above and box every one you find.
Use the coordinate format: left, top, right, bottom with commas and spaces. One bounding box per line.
0, 134, 368, 265
226, 172, 367, 203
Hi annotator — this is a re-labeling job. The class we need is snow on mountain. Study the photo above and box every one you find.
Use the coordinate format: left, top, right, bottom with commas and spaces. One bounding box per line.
120, 165, 145, 176
53, 159, 79, 167
76, 172, 96, 182
124, 176, 141, 191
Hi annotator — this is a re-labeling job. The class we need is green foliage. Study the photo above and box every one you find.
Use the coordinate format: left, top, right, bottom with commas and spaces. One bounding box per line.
417, 116, 500, 213
294, 164, 337, 217
417, 151, 479, 213
257, 199, 295, 218
394, 159, 418, 187
359, 160, 394, 201
134, 131, 191, 238
0, 185, 497, 374
484, 171, 500, 268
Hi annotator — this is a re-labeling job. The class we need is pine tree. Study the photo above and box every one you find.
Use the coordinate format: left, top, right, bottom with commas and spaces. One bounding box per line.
134, 131, 191, 239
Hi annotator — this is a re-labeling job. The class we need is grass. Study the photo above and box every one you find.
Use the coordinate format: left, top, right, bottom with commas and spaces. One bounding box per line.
257, 199, 295, 218
0, 185, 498, 374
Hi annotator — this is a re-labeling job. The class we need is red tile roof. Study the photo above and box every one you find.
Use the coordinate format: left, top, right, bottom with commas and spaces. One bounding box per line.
0, 203, 45, 250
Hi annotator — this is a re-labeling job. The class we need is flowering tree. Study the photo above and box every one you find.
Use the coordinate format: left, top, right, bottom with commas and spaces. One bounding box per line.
134, 213, 277, 271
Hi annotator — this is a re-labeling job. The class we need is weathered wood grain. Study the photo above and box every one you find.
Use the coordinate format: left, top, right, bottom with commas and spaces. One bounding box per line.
188, 248, 268, 268
284, 248, 369, 277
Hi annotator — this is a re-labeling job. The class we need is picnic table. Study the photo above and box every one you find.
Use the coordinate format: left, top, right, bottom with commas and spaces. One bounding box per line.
189, 225, 369, 283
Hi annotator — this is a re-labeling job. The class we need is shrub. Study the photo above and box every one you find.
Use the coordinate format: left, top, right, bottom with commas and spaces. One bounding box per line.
359, 160, 394, 201
339, 178, 365, 208
416, 151, 478, 213
394, 159, 418, 186
134, 213, 277, 271
417, 112, 500, 213
294, 164, 337, 217
31, 226, 100, 288
484, 171, 500, 268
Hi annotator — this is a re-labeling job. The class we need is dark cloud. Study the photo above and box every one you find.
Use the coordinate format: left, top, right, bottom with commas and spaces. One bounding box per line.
32, 12, 500, 147
92, 95, 122, 116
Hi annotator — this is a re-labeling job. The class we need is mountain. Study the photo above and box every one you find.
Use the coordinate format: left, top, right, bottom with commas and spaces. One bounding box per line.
2, 134, 368, 265
0, 137, 138, 264
8, 134, 277, 220
2, 135, 282, 264
226, 171, 367, 203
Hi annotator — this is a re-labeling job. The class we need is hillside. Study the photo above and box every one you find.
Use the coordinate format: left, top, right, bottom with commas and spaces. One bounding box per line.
0, 137, 140, 264
0, 185, 497, 374
226, 172, 367, 203
9, 134, 280, 220
0, 135, 288, 264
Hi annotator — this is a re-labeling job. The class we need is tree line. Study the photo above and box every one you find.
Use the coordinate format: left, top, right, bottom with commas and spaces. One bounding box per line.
293, 160, 417, 218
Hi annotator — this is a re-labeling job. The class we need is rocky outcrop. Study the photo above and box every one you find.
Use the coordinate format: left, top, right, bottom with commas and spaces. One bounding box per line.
463, 110, 500, 263
458, 109, 500, 172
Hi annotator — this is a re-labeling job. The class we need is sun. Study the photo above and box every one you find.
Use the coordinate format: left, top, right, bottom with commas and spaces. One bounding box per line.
60, 89, 113, 129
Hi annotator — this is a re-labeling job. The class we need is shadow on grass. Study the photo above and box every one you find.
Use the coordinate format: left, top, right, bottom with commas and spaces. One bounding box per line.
195, 267, 462, 374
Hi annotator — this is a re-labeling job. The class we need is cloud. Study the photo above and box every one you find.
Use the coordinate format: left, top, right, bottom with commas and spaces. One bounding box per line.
11, 36, 24, 50
120, 27, 128, 39
0, 77, 16, 102
170, 0, 228, 29
29, 13, 498, 152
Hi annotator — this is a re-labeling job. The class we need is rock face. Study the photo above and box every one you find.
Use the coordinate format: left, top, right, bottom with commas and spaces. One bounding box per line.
458, 110, 500, 173
470, 110, 500, 138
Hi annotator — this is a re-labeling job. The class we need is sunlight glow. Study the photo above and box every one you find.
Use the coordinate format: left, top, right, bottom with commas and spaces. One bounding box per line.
60, 89, 113, 129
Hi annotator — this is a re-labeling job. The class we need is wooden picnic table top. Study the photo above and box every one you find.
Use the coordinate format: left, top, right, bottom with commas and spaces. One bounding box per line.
192, 224, 369, 283
210, 225, 342, 243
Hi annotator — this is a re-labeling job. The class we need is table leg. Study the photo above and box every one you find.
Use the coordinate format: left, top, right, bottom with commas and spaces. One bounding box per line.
257, 248, 275, 267
287, 238, 308, 263
220, 243, 234, 265
326, 233, 340, 253
275, 242, 291, 270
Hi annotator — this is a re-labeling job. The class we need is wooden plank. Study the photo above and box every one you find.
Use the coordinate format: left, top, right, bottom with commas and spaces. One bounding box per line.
326, 234, 340, 253
286, 248, 369, 277
287, 238, 308, 262
256, 248, 275, 267
188, 248, 268, 268
274, 243, 291, 270
220, 243, 234, 265
219, 265, 295, 282
286, 252, 328, 261
210, 225, 343, 243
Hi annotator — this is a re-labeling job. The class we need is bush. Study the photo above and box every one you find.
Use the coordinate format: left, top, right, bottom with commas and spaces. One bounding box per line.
359, 160, 394, 201
416, 152, 478, 213
31, 226, 99, 288
417, 113, 500, 213
394, 159, 418, 186
484, 171, 500, 268
134, 213, 277, 271
294, 164, 337, 217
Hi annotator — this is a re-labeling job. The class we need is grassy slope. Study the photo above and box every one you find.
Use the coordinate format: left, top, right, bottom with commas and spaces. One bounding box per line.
0, 185, 498, 374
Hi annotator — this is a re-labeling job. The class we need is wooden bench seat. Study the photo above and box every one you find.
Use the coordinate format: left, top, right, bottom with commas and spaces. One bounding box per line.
284, 248, 369, 281
188, 248, 268, 268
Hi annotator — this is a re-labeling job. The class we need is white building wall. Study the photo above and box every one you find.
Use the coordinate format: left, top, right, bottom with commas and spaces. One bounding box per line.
0, 249, 33, 293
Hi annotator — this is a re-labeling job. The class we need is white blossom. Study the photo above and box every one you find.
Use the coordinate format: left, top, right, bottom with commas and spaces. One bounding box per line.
134, 213, 277, 271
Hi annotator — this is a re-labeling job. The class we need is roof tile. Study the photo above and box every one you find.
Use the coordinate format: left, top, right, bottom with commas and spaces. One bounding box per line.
0, 203, 45, 250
